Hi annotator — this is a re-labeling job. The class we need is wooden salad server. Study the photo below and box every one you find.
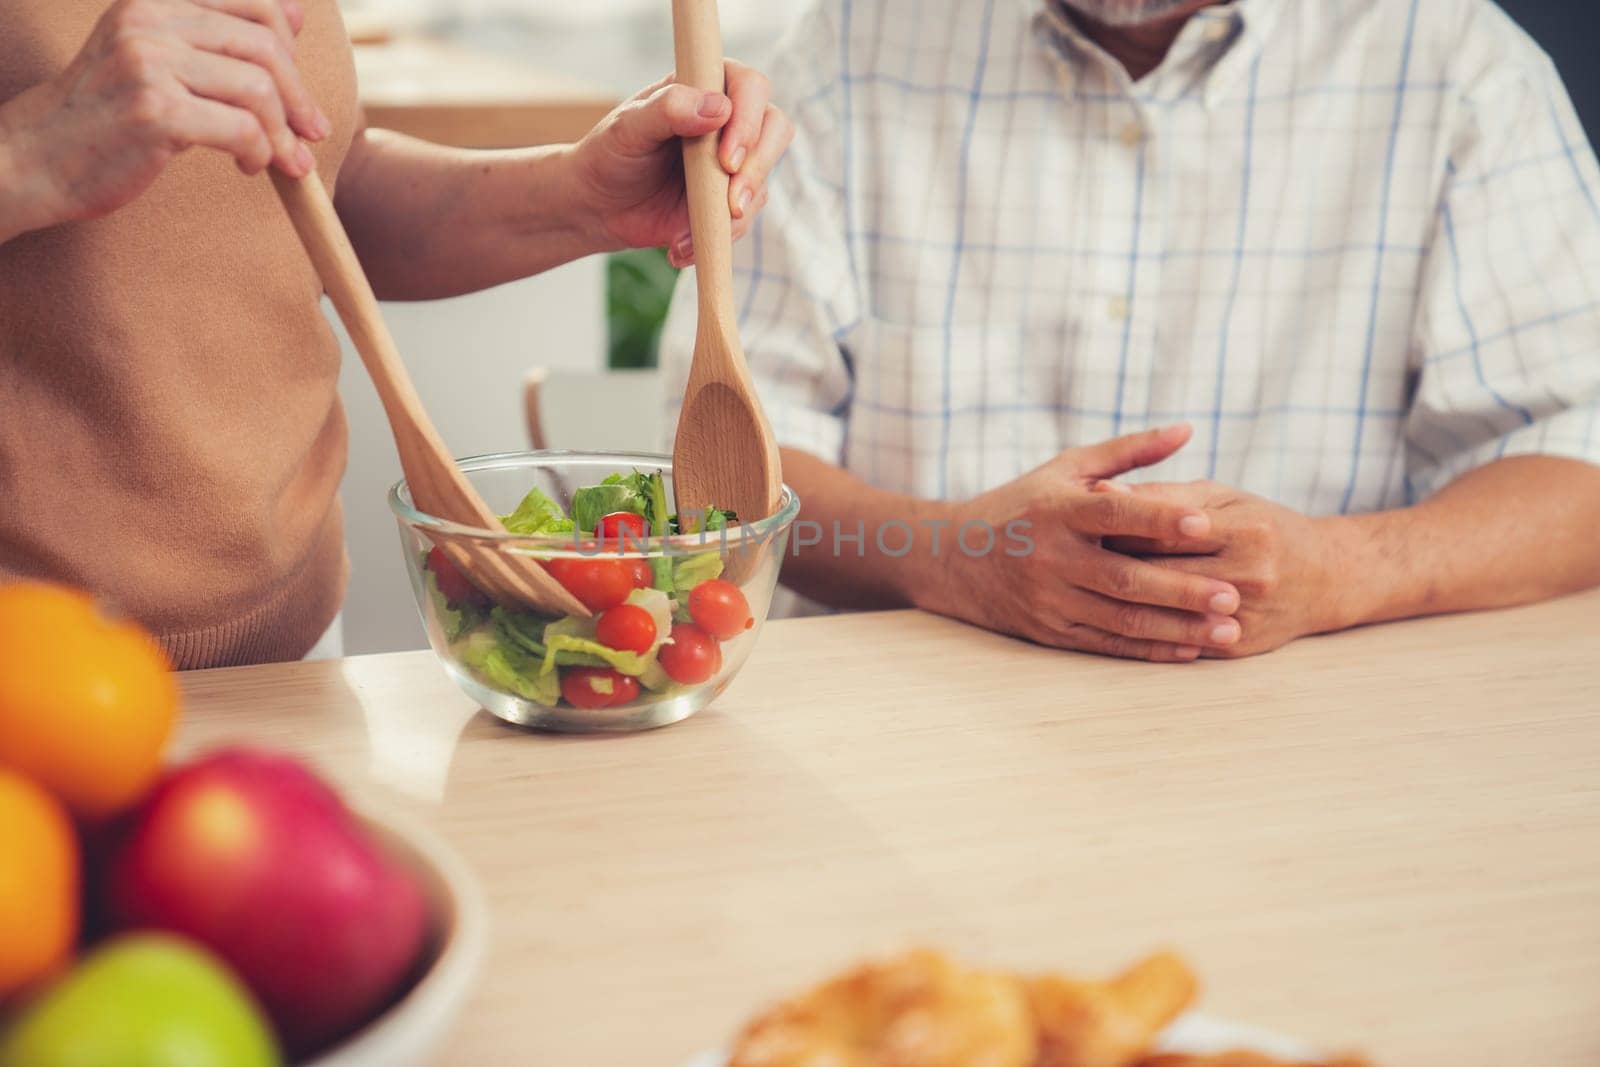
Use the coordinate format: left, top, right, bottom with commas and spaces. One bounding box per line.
269, 168, 589, 619
669, 0, 784, 533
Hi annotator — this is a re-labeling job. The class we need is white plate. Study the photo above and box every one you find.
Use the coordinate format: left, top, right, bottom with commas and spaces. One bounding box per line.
682, 1011, 1319, 1067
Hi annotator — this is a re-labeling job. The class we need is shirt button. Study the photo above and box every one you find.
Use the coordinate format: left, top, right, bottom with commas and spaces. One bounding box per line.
1107, 296, 1130, 321
1119, 122, 1144, 148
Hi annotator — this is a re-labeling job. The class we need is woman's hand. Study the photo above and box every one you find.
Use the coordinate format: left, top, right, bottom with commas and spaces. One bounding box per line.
0, 0, 328, 241
565, 61, 794, 267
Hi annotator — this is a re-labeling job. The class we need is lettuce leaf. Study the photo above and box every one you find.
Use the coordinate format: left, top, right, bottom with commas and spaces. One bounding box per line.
571, 480, 646, 534
593, 469, 671, 529
638, 657, 683, 694
539, 634, 654, 678
670, 551, 724, 596
455, 629, 561, 705
426, 569, 486, 641
501, 470, 735, 540
452, 551, 701, 706
543, 613, 596, 642
649, 556, 675, 592
501, 486, 574, 535
673, 504, 738, 535
525, 615, 614, 670
645, 470, 672, 533
533, 608, 664, 676
490, 607, 549, 656
701, 507, 736, 532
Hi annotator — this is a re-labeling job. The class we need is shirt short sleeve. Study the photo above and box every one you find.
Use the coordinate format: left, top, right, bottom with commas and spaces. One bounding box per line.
1406, 32, 1600, 499
658, 3, 861, 465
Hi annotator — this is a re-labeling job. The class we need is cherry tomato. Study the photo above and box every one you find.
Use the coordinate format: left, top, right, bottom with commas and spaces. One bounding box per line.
658, 622, 722, 685
686, 578, 753, 640
597, 511, 649, 550
595, 603, 657, 654
625, 558, 653, 589
610, 672, 641, 705
425, 546, 487, 606
543, 556, 632, 612
541, 540, 597, 586
560, 667, 639, 709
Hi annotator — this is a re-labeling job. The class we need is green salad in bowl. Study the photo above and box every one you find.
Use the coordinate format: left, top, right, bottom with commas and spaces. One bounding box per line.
391, 452, 799, 732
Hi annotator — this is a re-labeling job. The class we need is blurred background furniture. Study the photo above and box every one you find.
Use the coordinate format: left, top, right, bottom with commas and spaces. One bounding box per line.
352, 36, 617, 148
523, 369, 663, 453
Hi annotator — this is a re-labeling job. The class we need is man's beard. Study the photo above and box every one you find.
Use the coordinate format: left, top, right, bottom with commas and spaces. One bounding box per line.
1056, 0, 1199, 26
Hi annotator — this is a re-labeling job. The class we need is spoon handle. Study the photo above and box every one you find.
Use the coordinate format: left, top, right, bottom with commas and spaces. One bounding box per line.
270, 168, 590, 616
269, 169, 431, 443
671, 0, 739, 342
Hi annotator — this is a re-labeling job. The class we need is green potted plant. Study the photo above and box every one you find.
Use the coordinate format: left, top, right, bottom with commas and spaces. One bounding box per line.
605, 247, 679, 370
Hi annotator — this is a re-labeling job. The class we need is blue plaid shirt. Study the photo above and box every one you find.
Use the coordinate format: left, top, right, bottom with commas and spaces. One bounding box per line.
661, 0, 1600, 515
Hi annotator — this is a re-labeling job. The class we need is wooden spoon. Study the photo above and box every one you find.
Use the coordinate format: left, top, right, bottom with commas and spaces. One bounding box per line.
269, 169, 589, 619
669, 0, 784, 531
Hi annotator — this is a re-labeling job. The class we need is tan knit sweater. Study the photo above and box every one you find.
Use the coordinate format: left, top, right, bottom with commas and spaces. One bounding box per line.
0, 1, 359, 668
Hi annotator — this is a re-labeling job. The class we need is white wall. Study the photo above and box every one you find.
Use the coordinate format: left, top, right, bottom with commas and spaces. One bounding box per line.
399, 3, 795, 98
332, 260, 604, 654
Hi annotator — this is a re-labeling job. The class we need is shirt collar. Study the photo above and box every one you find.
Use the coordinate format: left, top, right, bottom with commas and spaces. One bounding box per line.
1028, 0, 1279, 106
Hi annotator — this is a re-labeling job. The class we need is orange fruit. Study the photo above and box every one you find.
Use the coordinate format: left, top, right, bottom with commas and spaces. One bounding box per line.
0, 768, 79, 1000
0, 582, 178, 820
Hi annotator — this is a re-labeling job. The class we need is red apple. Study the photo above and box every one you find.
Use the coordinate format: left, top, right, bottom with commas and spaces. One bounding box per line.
102, 749, 429, 1057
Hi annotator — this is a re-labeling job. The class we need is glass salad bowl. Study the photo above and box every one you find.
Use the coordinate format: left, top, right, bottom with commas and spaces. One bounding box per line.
390, 451, 800, 733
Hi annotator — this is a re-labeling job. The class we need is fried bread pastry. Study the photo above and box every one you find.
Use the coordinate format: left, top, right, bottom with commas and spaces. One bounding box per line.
727, 948, 1035, 1067
1024, 951, 1200, 1067
727, 949, 1198, 1067
1139, 1054, 1372, 1067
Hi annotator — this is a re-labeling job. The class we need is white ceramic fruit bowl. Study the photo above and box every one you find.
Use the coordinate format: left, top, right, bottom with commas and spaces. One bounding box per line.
304, 811, 488, 1067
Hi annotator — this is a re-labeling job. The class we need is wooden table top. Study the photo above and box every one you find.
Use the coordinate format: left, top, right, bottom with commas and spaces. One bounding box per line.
353, 35, 618, 148
178, 595, 1600, 1067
